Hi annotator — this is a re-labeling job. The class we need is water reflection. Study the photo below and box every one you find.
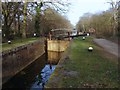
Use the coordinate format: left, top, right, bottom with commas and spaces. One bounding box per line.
30, 51, 62, 89
2, 54, 46, 89
2, 51, 63, 89
48, 51, 63, 64
30, 64, 56, 89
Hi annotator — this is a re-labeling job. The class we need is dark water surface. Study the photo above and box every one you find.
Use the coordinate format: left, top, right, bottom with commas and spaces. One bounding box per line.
2, 51, 63, 89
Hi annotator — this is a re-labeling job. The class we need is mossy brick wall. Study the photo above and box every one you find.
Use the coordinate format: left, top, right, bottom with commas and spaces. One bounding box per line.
2, 40, 45, 84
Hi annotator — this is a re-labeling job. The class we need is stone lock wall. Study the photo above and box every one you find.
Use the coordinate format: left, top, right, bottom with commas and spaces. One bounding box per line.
2, 40, 45, 84
47, 40, 69, 52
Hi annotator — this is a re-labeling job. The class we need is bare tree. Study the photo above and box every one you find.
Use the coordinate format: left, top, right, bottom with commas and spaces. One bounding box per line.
2, 0, 70, 39
29, 0, 70, 36
2, 2, 23, 39
107, 0, 119, 36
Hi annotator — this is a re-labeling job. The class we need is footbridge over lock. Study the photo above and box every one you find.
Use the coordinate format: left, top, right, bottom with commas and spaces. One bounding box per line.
46, 28, 85, 52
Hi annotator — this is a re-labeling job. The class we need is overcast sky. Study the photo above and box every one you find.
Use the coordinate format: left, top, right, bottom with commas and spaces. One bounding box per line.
65, 0, 112, 26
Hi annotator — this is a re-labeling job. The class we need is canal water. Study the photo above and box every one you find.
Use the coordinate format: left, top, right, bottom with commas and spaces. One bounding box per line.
2, 51, 63, 89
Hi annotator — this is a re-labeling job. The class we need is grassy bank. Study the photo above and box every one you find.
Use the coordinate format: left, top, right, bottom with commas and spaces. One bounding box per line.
46, 37, 118, 88
2, 37, 42, 51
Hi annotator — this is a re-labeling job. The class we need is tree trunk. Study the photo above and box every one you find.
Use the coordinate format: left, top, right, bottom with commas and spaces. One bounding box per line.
3, 17, 10, 40
14, 17, 17, 35
18, 14, 21, 37
22, 1, 27, 38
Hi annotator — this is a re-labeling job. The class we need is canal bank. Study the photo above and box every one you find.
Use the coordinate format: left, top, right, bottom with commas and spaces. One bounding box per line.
2, 49, 67, 89
2, 39, 70, 89
2, 40, 45, 84
2, 51, 63, 89
45, 37, 118, 88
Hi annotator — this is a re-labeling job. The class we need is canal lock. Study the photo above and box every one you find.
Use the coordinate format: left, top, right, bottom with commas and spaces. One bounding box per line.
2, 40, 65, 89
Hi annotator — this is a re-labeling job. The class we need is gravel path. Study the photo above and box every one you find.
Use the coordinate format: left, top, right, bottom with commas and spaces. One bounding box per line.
93, 39, 119, 57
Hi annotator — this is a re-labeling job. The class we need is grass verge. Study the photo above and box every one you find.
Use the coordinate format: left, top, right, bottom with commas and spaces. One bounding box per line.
46, 36, 118, 88
1, 37, 42, 51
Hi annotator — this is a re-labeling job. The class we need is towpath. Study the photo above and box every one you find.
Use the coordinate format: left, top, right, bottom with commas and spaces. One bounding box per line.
93, 39, 119, 57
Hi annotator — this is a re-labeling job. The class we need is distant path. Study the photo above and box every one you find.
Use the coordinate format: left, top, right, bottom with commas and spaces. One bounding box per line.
93, 39, 119, 57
